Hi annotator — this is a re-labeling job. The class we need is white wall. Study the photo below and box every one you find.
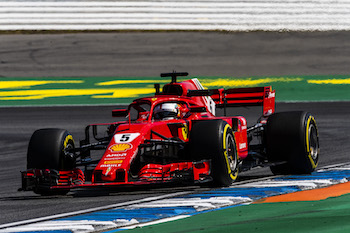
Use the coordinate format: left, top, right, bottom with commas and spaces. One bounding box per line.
1, 0, 350, 31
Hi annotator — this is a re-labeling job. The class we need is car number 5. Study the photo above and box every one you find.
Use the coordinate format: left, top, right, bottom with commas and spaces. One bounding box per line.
120, 134, 130, 142
114, 133, 140, 143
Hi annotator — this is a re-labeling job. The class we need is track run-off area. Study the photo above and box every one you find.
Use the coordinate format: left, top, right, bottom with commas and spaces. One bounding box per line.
1, 75, 350, 106
0, 31, 350, 232
1, 163, 350, 232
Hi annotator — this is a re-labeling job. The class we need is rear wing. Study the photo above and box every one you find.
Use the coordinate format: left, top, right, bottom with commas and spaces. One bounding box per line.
188, 86, 275, 116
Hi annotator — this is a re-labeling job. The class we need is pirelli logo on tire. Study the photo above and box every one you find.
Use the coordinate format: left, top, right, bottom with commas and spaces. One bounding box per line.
63, 135, 74, 148
222, 124, 238, 181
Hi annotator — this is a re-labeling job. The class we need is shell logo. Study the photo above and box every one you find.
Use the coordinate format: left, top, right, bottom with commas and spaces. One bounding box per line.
109, 143, 132, 152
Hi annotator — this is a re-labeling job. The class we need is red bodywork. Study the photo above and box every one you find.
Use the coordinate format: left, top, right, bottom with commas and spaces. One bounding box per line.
21, 77, 275, 192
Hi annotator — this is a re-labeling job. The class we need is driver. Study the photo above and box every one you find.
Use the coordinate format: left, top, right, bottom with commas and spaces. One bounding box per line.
153, 103, 180, 120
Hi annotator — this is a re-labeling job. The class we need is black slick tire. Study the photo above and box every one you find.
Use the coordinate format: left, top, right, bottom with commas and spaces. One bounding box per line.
27, 128, 76, 195
189, 120, 238, 186
265, 111, 320, 175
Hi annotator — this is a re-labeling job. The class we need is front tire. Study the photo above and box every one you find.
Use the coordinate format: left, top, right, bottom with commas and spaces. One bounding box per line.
189, 120, 238, 186
265, 111, 320, 174
27, 128, 75, 195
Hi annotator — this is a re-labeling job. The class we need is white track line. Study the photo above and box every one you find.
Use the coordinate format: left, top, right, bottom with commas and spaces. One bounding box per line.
0, 191, 191, 230
120, 215, 191, 230
1, 163, 349, 230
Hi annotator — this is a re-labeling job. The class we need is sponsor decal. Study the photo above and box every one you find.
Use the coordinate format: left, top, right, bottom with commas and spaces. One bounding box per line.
106, 153, 127, 158
100, 164, 122, 168
104, 160, 123, 165
114, 133, 140, 143
268, 92, 276, 98
109, 143, 132, 152
239, 143, 247, 150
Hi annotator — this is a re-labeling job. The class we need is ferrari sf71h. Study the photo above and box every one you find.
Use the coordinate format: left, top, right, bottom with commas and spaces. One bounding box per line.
20, 72, 320, 195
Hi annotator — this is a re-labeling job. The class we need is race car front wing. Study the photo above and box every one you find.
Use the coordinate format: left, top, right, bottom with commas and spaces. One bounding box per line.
19, 160, 211, 192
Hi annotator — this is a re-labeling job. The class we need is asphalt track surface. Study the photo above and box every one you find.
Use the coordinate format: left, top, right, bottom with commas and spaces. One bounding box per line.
0, 32, 350, 226
1, 102, 350, 225
1, 31, 350, 77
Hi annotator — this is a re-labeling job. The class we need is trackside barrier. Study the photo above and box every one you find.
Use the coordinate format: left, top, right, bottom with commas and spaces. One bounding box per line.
1, 0, 350, 31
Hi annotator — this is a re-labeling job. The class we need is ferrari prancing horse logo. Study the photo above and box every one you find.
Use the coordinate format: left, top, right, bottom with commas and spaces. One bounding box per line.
182, 124, 189, 141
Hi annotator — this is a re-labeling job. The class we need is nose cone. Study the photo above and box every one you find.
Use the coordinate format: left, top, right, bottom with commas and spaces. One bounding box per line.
93, 168, 126, 183
102, 167, 117, 181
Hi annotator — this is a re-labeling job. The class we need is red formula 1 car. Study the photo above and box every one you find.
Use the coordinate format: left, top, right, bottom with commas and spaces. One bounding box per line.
20, 72, 320, 195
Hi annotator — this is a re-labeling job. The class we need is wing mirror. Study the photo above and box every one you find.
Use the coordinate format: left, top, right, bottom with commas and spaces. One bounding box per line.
190, 106, 207, 113
112, 109, 128, 117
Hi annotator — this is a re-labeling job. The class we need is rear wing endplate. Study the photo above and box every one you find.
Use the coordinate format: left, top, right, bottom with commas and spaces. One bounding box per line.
188, 86, 275, 116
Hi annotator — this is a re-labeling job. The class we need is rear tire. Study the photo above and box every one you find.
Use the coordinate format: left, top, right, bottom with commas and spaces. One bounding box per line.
189, 120, 238, 186
265, 111, 319, 175
27, 128, 75, 195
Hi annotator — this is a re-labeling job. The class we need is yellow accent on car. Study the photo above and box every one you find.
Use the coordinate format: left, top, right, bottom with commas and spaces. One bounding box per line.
63, 135, 74, 148
181, 124, 189, 141
104, 160, 123, 164
110, 143, 132, 152
222, 124, 238, 180
306, 116, 318, 169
